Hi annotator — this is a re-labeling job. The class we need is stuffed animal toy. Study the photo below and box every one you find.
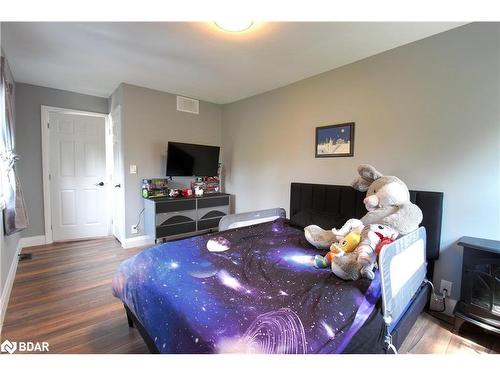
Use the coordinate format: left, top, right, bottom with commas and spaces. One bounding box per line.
355, 224, 399, 280
305, 218, 364, 250
351, 164, 423, 234
305, 164, 422, 248
314, 224, 397, 280
330, 250, 364, 281
304, 225, 340, 250
330, 224, 398, 281
313, 229, 362, 269
305, 164, 423, 280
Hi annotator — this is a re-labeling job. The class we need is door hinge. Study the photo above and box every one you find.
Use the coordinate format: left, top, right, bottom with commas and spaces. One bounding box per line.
47, 122, 50, 128
49, 173, 51, 181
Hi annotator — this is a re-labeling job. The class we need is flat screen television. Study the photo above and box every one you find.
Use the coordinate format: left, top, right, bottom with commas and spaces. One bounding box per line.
166, 142, 220, 177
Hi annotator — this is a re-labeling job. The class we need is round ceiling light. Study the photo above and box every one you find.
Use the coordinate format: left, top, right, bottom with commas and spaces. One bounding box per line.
214, 21, 254, 32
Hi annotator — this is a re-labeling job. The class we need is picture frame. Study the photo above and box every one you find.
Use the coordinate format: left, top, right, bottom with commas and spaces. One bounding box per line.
315, 122, 355, 158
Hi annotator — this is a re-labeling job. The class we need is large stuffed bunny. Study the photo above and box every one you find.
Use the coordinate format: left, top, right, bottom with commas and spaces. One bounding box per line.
351, 164, 423, 235
306, 164, 423, 280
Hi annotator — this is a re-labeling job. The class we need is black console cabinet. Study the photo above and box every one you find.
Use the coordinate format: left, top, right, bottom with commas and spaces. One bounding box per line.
144, 193, 230, 242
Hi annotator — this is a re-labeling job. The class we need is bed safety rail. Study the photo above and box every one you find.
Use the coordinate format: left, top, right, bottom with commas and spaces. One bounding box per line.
219, 208, 286, 231
379, 227, 427, 337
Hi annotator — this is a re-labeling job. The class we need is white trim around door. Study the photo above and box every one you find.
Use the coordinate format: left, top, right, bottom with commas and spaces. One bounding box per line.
41, 105, 112, 243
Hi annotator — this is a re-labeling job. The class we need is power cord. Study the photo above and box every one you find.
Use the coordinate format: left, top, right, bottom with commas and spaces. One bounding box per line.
432, 290, 447, 313
423, 279, 447, 313
135, 208, 145, 232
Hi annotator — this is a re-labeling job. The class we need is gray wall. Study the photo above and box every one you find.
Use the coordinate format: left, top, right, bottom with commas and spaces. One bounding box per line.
221, 23, 500, 301
109, 84, 123, 114
120, 84, 222, 239
0, 46, 21, 296
15, 83, 109, 237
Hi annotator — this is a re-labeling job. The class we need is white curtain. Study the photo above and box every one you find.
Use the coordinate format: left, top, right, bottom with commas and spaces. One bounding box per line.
1, 56, 28, 235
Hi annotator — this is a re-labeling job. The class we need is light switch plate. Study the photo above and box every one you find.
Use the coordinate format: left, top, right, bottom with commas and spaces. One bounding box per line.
129, 165, 137, 174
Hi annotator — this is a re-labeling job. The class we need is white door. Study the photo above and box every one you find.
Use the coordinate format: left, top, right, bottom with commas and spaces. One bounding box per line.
110, 106, 125, 242
49, 112, 108, 241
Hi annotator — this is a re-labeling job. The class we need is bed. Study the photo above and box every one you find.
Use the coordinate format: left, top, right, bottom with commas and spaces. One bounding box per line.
112, 182, 443, 354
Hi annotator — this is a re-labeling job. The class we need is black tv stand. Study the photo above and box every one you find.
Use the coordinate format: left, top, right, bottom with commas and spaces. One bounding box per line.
143, 193, 230, 242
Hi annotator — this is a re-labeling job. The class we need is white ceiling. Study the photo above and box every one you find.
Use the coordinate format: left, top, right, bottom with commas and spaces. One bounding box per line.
2, 22, 465, 104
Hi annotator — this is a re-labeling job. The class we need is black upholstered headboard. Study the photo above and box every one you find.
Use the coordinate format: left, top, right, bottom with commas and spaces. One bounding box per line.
290, 183, 443, 273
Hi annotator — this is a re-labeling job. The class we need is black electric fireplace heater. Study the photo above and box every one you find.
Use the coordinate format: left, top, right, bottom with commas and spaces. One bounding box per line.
454, 237, 500, 335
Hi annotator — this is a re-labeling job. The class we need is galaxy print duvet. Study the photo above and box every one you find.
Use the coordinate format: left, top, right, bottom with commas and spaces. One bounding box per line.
112, 218, 381, 354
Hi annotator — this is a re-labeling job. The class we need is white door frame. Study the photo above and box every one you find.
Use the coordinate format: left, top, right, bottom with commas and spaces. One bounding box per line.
41, 105, 112, 244
109, 105, 125, 243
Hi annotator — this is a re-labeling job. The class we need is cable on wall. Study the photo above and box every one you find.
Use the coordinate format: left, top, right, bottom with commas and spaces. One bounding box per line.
135, 208, 145, 231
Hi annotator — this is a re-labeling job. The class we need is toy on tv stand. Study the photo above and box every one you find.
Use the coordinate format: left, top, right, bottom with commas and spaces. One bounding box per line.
191, 177, 204, 196
168, 189, 181, 197
203, 176, 220, 194
142, 178, 169, 198
194, 185, 204, 196
191, 176, 220, 196
182, 188, 193, 197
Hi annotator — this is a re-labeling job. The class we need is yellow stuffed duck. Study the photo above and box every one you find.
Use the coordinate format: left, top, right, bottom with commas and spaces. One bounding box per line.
314, 228, 362, 268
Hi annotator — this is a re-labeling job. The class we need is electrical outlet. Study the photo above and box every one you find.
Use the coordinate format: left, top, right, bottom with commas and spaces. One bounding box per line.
131, 225, 138, 234
440, 279, 452, 297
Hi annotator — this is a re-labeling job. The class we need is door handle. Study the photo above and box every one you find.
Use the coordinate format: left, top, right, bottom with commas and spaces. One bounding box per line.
114, 184, 121, 188
95, 182, 105, 187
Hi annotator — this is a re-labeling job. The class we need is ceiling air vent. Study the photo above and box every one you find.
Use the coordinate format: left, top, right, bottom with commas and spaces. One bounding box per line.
176, 96, 199, 114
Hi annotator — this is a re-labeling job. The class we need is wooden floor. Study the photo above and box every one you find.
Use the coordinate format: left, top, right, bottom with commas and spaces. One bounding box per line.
1, 237, 149, 353
399, 312, 499, 354
1, 237, 499, 354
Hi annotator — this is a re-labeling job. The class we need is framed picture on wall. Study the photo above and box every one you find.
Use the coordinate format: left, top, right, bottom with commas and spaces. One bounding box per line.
315, 122, 355, 157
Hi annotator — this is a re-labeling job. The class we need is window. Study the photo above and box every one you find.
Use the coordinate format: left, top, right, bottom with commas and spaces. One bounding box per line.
0, 56, 7, 210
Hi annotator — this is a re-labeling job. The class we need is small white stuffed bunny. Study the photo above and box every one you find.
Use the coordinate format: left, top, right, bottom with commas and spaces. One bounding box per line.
356, 224, 399, 280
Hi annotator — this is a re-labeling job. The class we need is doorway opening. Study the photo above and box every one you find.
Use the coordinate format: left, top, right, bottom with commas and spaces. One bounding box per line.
41, 106, 112, 243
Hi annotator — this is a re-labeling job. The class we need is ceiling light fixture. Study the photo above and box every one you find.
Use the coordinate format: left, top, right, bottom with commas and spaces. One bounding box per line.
214, 21, 254, 33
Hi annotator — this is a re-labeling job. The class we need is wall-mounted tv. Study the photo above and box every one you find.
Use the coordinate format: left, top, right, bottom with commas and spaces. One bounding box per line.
166, 142, 220, 177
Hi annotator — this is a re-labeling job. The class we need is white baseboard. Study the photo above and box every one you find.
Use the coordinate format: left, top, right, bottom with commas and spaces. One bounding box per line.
120, 235, 155, 249
0, 239, 22, 336
19, 235, 47, 249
